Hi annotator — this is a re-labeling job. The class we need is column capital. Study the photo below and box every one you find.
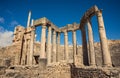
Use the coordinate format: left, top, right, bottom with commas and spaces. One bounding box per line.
96, 10, 102, 17
57, 32, 61, 34
48, 26, 51, 29
53, 30, 56, 35
72, 30, 76, 32
64, 31, 68, 36
31, 26, 35, 31
42, 23, 48, 27
48, 26, 52, 32
42, 25, 46, 29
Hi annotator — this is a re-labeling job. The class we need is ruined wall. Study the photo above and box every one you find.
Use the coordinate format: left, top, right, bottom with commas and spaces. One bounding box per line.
56, 40, 120, 67
0, 63, 71, 78
109, 40, 120, 67
0, 44, 21, 66
94, 40, 120, 67
0, 40, 120, 67
71, 66, 120, 78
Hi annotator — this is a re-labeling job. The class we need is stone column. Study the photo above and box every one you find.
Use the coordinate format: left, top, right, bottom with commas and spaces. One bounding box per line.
27, 39, 30, 65
96, 10, 112, 67
27, 11, 31, 27
21, 38, 27, 65
57, 32, 60, 62
81, 26, 89, 66
29, 19, 35, 65
40, 25, 46, 59
87, 19, 96, 66
64, 31, 69, 62
52, 30, 57, 62
47, 26, 52, 65
72, 30, 77, 64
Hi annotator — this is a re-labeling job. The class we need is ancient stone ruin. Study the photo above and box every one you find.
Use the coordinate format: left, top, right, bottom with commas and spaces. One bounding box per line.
0, 5, 120, 78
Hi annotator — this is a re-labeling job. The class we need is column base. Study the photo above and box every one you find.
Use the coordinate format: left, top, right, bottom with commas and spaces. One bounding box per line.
38, 58, 47, 68
103, 63, 112, 67
90, 64, 96, 67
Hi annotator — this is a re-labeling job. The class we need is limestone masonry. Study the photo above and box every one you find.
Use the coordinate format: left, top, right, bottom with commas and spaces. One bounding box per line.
0, 6, 120, 78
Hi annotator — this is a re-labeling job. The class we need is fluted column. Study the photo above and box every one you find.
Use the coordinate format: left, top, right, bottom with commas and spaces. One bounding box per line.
81, 26, 89, 66
96, 10, 112, 67
64, 31, 69, 62
52, 30, 57, 62
87, 19, 96, 66
40, 25, 46, 59
47, 26, 52, 65
72, 30, 77, 64
29, 19, 35, 65
57, 32, 60, 62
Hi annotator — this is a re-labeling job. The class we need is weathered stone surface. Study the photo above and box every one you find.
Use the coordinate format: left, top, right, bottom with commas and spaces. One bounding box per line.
0, 5, 120, 78
0, 40, 120, 67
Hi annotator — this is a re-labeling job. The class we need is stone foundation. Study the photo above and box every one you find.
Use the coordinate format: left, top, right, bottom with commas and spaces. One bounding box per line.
71, 66, 120, 78
0, 64, 120, 78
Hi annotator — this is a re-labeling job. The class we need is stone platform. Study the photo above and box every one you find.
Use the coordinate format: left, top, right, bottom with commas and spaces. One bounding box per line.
0, 63, 120, 78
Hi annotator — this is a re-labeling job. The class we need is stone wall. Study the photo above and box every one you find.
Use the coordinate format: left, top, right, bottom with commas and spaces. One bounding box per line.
94, 40, 120, 67
58, 40, 120, 67
0, 40, 120, 67
0, 40, 120, 78
71, 65, 120, 78
0, 44, 21, 66
108, 40, 120, 67
0, 63, 71, 78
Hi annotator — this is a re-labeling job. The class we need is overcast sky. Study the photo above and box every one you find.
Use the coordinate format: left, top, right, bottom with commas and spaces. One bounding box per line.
0, 0, 120, 47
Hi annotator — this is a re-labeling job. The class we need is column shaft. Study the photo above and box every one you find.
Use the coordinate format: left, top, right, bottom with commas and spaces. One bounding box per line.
40, 25, 46, 59
87, 20, 96, 66
27, 11, 31, 27
29, 27, 35, 65
97, 10, 112, 67
64, 31, 69, 62
52, 30, 56, 62
47, 26, 52, 65
72, 31, 77, 64
21, 39, 27, 65
81, 26, 89, 66
27, 39, 30, 64
57, 32, 60, 62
